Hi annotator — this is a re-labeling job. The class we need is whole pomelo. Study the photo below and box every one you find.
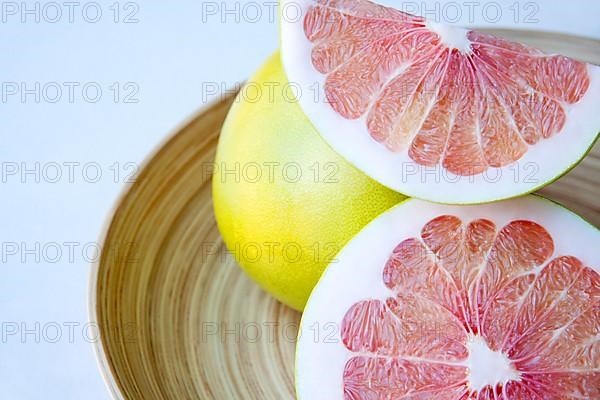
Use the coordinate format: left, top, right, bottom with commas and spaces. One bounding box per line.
212, 52, 405, 311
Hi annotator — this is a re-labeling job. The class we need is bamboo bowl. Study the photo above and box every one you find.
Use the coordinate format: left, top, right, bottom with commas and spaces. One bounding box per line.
90, 30, 600, 400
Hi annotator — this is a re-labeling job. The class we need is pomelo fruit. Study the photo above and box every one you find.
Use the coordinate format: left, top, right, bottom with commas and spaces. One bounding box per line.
280, 0, 600, 203
296, 195, 599, 399
212, 52, 405, 311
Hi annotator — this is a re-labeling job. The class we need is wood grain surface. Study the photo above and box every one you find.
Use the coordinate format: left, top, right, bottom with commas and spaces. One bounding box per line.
90, 31, 600, 400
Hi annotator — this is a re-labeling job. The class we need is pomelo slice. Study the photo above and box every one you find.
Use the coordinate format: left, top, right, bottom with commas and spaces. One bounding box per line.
280, 0, 600, 203
296, 195, 599, 399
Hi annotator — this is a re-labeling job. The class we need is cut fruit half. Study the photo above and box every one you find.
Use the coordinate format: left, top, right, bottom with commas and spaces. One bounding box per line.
296, 195, 599, 399
280, 0, 600, 203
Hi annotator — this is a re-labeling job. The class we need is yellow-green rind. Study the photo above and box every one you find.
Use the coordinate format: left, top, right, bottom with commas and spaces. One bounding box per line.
213, 52, 405, 311
293, 195, 409, 400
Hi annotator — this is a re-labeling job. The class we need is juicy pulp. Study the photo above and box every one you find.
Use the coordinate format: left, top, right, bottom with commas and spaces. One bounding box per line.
296, 195, 599, 399
281, 0, 600, 203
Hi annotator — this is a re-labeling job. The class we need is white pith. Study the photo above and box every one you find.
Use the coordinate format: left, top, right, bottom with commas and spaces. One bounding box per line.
426, 21, 471, 53
466, 335, 520, 391
295, 196, 600, 399
280, 0, 600, 203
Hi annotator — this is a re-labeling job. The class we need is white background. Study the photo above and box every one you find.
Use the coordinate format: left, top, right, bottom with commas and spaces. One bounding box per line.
1, 1, 599, 398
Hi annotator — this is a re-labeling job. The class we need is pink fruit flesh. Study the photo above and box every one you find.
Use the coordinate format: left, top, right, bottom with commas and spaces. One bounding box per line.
304, 0, 590, 176
341, 215, 599, 399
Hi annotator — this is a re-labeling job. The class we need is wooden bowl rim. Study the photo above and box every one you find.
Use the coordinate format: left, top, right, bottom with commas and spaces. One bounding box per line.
87, 95, 232, 399
87, 29, 600, 399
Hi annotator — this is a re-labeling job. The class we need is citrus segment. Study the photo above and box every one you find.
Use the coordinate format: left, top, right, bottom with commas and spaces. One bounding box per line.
420, 216, 496, 330
281, 0, 600, 202
306, 0, 587, 167
344, 357, 467, 399
342, 297, 468, 362
383, 237, 466, 326
296, 196, 600, 399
